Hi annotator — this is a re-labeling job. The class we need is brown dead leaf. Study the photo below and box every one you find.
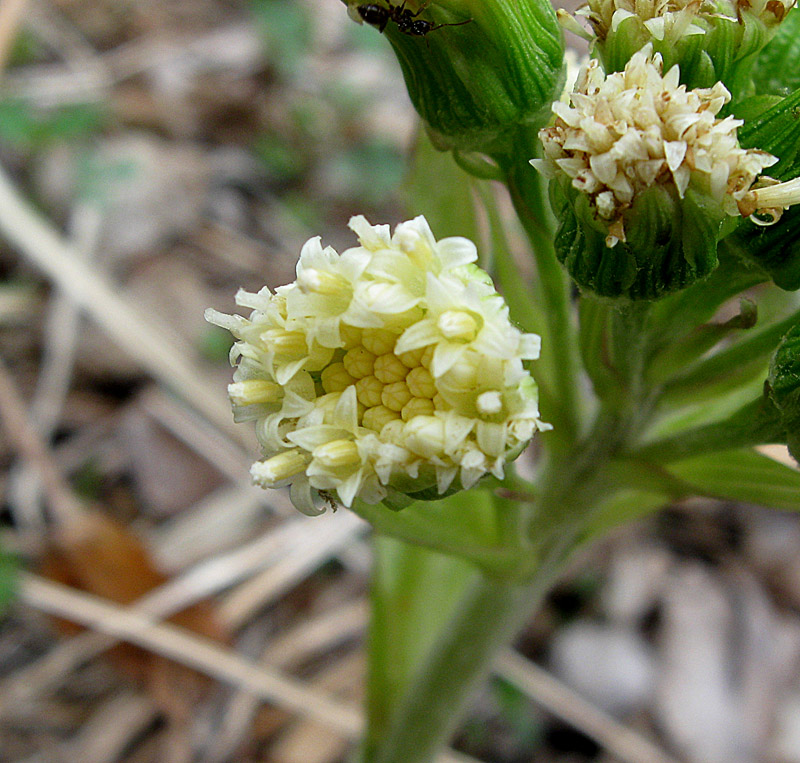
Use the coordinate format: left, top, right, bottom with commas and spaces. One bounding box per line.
40, 510, 228, 718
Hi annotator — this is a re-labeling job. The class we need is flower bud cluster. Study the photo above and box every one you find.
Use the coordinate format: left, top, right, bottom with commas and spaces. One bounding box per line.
533, 46, 777, 246
207, 216, 547, 514
564, 0, 796, 81
571, 0, 706, 48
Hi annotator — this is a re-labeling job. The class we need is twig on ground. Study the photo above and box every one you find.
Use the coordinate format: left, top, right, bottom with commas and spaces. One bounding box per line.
0, 513, 365, 705
219, 512, 367, 629
0, 355, 88, 531
200, 600, 368, 763
495, 649, 681, 763
7, 203, 103, 531
0, 163, 245, 444
17, 572, 364, 737
15, 573, 477, 763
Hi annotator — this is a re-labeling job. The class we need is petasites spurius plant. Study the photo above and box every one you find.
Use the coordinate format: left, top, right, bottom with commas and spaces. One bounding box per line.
205, 3, 800, 763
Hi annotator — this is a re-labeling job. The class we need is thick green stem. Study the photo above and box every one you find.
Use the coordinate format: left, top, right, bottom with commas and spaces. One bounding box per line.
362, 403, 637, 763
365, 573, 552, 763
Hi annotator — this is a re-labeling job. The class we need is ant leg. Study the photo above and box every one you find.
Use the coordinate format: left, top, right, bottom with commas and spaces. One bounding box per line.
413, 1, 432, 16
428, 17, 472, 30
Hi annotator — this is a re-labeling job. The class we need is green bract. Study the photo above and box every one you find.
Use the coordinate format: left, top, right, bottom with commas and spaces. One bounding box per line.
768, 324, 800, 462
552, 181, 721, 300
348, 0, 564, 157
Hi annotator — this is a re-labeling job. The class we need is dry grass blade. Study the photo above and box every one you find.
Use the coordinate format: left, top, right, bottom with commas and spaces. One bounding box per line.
0, 163, 242, 443
202, 600, 369, 762
7, 203, 103, 531
495, 650, 681, 763
0, 355, 87, 530
17, 573, 485, 763
220, 511, 367, 629
0, 513, 361, 705
18, 572, 365, 738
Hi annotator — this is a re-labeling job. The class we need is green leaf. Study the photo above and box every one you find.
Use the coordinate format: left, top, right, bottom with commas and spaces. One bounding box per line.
667, 448, 800, 510
0, 549, 19, 616
578, 296, 617, 399
660, 304, 800, 404
0, 99, 104, 150
474, 181, 546, 334
351, 490, 522, 573
738, 86, 800, 181
753, 7, 800, 95
583, 489, 670, 539
402, 129, 481, 244
365, 535, 477, 758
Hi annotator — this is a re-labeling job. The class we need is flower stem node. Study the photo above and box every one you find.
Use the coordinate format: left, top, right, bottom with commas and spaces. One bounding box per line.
535, 46, 777, 299
347, 0, 565, 158
207, 215, 548, 515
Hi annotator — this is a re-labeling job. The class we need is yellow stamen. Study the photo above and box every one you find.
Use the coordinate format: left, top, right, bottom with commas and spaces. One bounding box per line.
406, 366, 436, 399
361, 328, 398, 356
355, 375, 384, 408
382, 381, 413, 412
401, 397, 436, 421
362, 405, 401, 432
374, 353, 409, 384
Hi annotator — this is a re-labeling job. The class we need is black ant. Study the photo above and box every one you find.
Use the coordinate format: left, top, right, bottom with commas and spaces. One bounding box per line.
356, 1, 471, 38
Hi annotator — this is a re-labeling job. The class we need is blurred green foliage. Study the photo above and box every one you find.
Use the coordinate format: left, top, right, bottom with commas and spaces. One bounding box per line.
249, 0, 312, 78
199, 326, 235, 365
0, 99, 105, 151
0, 548, 19, 617
71, 459, 105, 501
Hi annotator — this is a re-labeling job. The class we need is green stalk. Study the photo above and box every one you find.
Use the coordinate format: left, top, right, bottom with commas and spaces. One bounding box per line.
362, 406, 638, 763
660, 304, 800, 400
365, 573, 551, 763
503, 143, 584, 447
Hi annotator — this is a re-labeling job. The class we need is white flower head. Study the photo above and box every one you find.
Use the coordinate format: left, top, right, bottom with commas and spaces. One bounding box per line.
565, 0, 794, 48
571, 0, 710, 43
206, 216, 548, 515
533, 45, 778, 246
